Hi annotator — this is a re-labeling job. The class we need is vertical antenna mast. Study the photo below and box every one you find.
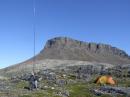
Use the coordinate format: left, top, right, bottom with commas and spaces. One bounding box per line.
33, 0, 36, 73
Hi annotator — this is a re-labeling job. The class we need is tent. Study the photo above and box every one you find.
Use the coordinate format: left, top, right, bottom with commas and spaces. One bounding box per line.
94, 76, 116, 85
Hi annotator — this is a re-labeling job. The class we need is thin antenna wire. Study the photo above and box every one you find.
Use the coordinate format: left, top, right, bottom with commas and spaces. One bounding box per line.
33, 0, 36, 73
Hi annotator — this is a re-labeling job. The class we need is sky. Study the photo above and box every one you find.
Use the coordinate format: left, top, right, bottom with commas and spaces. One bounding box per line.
0, 0, 130, 68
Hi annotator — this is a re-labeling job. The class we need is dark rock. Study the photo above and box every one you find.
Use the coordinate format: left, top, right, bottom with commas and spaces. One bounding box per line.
91, 86, 129, 96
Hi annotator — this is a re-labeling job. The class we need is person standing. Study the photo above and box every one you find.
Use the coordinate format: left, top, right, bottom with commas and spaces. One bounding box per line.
28, 72, 35, 90
34, 72, 38, 89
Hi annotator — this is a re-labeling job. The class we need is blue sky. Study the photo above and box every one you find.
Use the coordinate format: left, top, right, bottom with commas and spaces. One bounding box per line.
0, 0, 130, 68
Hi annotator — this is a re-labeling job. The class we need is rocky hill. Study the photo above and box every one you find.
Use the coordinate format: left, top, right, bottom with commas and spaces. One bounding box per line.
37, 37, 130, 64
1, 37, 130, 76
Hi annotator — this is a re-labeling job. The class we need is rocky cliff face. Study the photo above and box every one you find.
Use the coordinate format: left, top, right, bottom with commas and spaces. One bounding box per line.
35, 37, 130, 65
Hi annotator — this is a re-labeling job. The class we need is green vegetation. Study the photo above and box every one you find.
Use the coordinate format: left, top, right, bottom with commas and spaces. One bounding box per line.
1, 65, 130, 97
1, 79, 129, 97
19, 95, 31, 97
16, 80, 28, 89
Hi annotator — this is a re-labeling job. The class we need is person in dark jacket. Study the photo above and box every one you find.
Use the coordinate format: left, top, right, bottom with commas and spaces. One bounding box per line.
34, 72, 38, 89
28, 72, 36, 90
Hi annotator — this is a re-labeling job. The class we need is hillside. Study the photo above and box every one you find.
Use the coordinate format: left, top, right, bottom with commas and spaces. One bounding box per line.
1, 37, 130, 75
38, 37, 130, 64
